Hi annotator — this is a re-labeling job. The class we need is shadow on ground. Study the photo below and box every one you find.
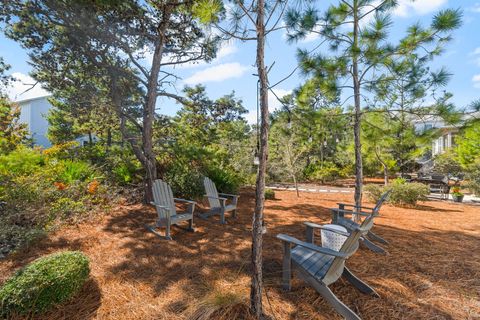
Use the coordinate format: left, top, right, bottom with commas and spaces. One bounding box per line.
1, 189, 479, 319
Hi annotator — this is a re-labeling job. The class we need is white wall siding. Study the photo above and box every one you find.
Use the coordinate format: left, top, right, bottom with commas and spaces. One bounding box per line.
17, 96, 52, 148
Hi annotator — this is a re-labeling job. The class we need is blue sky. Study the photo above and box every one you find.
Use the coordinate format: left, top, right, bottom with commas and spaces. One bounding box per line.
1, 0, 480, 123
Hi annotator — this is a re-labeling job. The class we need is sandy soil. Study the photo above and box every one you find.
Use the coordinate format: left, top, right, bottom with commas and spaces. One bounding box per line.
1, 189, 479, 320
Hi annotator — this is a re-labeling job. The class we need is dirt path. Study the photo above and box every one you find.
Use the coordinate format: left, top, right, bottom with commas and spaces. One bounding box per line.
1, 190, 479, 319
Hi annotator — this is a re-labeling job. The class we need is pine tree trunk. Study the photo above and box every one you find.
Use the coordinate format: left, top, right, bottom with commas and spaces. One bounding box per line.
293, 174, 299, 197
352, 0, 363, 222
383, 165, 389, 186
251, 0, 267, 317
142, 8, 172, 203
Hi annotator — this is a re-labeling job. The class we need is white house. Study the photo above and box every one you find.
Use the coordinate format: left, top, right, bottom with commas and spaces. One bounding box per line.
17, 95, 53, 148
16, 95, 97, 148
414, 112, 480, 157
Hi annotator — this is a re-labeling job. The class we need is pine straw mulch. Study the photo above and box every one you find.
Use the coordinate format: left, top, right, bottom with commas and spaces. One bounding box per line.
1, 189, 479, 320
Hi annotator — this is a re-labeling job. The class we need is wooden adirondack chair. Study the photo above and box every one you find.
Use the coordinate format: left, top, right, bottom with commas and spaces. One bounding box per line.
277, 216, 378, 320
331, 190, 391, 254
146, 179, 195, 240
199, 177, 239, 224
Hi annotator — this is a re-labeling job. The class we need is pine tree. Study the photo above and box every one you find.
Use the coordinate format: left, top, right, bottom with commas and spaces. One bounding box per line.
286, 1, 462, 216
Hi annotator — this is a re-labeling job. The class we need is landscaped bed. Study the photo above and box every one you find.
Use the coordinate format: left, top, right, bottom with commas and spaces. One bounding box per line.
1, 189, 479, 319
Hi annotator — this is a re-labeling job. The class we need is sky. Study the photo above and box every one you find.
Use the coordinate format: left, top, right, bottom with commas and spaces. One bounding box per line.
1, 0, 480, 124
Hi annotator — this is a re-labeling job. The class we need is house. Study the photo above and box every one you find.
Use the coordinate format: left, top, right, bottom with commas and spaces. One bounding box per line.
414, 112, 479, 158
17, 95, 53, 148
16, 95, 98, 148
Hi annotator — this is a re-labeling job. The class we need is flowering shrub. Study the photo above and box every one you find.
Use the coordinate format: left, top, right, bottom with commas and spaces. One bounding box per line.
0, 147, 113, 256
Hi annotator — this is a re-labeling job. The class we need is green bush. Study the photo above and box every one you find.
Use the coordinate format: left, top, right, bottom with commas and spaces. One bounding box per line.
56, 160, 96, 184
465, 161, 480, 196
305, 161, 346, 183
164, 161, 204, 199
364, 179, 429, 206
364, 184, 384, 203
265, 188, 275, 200
0, 251, 90, 317
204, 165, 243, 194
0, 148, 111, 255
0, 147, 44, 176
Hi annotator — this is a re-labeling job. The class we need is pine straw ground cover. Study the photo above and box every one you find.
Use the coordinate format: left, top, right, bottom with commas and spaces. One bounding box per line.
1, 189, 479, 320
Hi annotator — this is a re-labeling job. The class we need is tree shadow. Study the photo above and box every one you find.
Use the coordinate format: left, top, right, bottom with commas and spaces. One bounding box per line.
37, 277, 102, 320
1, 190, 478, 319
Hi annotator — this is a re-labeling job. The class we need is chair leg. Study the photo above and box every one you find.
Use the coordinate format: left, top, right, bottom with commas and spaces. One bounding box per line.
145, 224, 172, 240
367, 230, 389, 245
342, 267, 379, 297
360, 237, 387, 254
198, 211, 214, 220
282, 242, 292, 291
165, 222, 172, 240
232, 209, 237, 218
187, 219, 195, 232
220, 208, 226, 224
314, 283, 361, 320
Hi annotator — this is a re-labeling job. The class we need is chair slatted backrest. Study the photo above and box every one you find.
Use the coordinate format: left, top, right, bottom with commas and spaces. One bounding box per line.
204, 177, 220, 209
152, 180, 176, 219
323, 214, 375, 285
373, 189, 391, 213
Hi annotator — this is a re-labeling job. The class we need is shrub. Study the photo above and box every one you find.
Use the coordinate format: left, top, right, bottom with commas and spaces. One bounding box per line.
43, 141, 79, 160
0, 251, 90, 317
265, 188, 275, 200
0, 147, 44, 176
56, 160, 96, 184
204, 165, 243, 194
164, 161, 204, 199
387, 182, 429, 206
364, 184, 384, 203
305, 161, 346, 183
364, 180, 429, 206
464, 160, 480, 197
0, 149, 110, 255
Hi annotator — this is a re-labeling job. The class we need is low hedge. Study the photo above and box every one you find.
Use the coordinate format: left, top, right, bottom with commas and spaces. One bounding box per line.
0, 251, 90, 317
265, 188, 275, 200
364, 180, 429, 206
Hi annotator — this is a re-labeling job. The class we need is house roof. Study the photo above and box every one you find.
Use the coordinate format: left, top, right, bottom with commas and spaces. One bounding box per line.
14, 95, 52, 104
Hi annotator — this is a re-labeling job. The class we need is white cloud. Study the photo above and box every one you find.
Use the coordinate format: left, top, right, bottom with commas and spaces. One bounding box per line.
217, 42, 238, 59
300, 26, 322, 43
470, 3, 480, 13
164, 41, 238, 70
183, 62, 251, 85
473, 74, 480, 89
394, 0, 447, 17
6, 73, 50, 101
470, 47, 480, 67
268, 88, 292, 112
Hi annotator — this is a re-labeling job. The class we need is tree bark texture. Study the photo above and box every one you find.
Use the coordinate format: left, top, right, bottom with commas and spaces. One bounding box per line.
352, 0, 363, 222
250, 0, 267, 317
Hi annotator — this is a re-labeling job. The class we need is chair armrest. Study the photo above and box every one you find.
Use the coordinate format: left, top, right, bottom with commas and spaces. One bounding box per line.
150, 202, 171, 210
331, 208, 371, 217
218, 193, 239, 199
150, 202, 172, 217
204, 195, 228, 201
173, 198, 197, 205
337, 203, 375, 211
277, 234, 348, 258
304, 222, 352, 236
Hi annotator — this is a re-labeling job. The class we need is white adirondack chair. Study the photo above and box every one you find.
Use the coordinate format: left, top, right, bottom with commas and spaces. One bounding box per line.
199, 177, 239, 224
277, 215, 378, 320
146, 179, 195, 240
